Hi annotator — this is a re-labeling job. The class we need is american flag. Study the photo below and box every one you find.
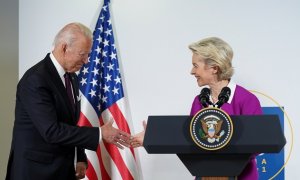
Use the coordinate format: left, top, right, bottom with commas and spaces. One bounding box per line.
77, 0, 140, 179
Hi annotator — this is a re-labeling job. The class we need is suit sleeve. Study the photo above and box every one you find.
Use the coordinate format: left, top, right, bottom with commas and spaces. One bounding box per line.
77, 147, 88, 164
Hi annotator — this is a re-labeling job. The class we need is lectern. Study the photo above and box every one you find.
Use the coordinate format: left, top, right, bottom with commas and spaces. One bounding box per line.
143, 115, 286, 179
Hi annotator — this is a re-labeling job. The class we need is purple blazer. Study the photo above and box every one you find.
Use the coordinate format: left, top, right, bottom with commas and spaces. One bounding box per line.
190, 84, 262, 180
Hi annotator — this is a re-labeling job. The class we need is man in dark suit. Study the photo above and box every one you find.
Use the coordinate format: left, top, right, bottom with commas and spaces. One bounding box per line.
6, 22, 131, 180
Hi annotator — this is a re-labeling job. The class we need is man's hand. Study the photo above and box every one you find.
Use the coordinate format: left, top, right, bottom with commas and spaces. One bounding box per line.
75, 162, 87, 179
101, 119, 131, 149
131, 120, 147, 148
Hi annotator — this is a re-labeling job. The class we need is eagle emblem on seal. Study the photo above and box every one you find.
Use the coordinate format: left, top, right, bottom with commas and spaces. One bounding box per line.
200, 115, 225, 143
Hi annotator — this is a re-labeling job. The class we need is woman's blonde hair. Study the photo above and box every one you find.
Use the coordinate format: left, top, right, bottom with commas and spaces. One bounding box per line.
189, 37, 234, 80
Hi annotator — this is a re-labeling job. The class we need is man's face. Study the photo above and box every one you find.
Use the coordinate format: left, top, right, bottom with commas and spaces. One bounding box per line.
64, 35, 92, 73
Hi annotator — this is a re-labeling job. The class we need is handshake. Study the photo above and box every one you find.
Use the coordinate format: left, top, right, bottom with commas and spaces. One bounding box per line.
101, 120, 147, 149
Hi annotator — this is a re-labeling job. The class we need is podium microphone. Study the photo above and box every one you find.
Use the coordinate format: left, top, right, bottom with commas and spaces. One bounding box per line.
216, 87, 231, 108
198, 88, 212, 108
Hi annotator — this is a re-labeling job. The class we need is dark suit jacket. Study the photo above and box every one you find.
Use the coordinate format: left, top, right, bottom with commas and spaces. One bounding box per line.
6, 54, 99, 180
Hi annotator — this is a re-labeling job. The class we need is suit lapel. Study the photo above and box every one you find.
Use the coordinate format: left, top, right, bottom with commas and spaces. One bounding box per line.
44, 54, 76, 123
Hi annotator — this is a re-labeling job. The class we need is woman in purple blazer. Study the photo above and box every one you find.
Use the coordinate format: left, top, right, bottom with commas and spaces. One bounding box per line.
189, 37, 262, 180
131, 37, 262, 180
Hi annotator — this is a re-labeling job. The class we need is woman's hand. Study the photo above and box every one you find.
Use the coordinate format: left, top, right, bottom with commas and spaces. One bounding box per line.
131, 121, 147, 148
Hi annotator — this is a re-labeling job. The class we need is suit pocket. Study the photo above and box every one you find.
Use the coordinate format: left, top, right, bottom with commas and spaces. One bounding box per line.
24, 150, 54, 164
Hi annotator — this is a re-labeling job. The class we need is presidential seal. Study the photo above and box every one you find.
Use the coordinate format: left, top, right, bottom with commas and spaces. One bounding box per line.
190, 108, 233, 151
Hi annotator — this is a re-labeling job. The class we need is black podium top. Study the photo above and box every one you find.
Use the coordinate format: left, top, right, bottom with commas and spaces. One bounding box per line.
144, 115, 285, 154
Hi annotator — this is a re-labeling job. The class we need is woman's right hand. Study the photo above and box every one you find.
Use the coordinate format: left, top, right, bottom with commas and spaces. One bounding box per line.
131, 120, 147, 148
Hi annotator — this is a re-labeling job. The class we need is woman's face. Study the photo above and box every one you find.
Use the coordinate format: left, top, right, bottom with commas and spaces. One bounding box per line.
190, 53, 217, 87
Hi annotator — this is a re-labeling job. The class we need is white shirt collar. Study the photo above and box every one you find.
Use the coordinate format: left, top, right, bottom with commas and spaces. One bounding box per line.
50, 52, 66, 86
206, 80, 236, 104
226, 80, 236, 104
